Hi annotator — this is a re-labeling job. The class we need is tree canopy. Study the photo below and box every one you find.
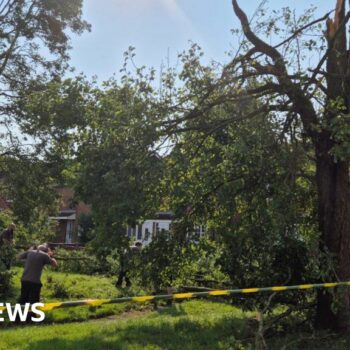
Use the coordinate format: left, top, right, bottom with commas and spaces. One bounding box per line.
5, 0, 350, 333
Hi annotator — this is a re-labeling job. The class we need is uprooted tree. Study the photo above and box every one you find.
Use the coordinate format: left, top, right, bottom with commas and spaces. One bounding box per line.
225, 0, 350, 330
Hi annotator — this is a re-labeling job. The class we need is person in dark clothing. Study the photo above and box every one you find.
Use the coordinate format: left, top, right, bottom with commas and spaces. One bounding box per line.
0, 223, 16, 270
115, 241, 142, 288
0, 223, 16, 245
17, 244, 58, 304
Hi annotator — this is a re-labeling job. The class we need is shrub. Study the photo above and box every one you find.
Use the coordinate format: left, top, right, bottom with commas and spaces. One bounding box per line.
138, 233, 225, 291
54, 247, 110, 275
0, 248, 15, 298
51, 279, 70, 299
0, 211, 18, 298
77, 213, 94, 244
105, 249, 121, 276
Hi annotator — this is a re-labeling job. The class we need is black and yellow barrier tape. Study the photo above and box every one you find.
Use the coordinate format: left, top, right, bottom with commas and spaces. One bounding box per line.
2, 281, 349, 312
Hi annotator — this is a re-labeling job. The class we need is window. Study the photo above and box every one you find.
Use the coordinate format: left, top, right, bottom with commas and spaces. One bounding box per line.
65, 220, 74, 243
137, 225, 142, 240
145, 228, 150, 240
152, 222, 159, 237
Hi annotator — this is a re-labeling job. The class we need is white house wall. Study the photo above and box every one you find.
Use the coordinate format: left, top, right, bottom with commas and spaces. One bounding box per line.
126, 220, 205, 246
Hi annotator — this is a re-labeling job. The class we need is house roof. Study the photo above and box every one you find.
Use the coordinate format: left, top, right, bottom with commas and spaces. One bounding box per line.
50, 209, 76, 221
154, 211, 174, 220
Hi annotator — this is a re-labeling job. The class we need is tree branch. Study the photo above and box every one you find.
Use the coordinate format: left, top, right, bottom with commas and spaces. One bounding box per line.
231, 0, 319, 141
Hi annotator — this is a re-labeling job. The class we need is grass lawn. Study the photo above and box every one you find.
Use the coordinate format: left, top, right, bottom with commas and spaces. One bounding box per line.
1, 299, 350, 350
0, 300, 250, 350
2, 268, 350, 349
3, 267, 148, 324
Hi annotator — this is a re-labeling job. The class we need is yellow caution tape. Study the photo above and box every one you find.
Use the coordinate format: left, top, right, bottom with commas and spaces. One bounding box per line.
4, 280, 350, 312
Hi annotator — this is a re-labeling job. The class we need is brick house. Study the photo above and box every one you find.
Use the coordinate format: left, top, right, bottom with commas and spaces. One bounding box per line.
50, 187, 91, 244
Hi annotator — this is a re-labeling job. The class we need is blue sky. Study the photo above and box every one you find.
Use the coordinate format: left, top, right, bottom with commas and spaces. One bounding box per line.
69, 1, 333, 81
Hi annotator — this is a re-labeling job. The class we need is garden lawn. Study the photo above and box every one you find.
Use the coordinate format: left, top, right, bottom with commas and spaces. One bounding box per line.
4, 267, 148, 324
1, 300, 350, 349
3, 269, 350, 349
0, 300, 249, 350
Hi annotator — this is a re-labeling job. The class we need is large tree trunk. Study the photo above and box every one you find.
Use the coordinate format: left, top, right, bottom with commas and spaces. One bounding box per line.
315, 133, 350, 330
231, 0, 350, 330
314, 0, 350, 331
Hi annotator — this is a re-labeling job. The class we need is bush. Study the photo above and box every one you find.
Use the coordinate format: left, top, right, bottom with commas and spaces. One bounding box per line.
0, 210, 17, 298
105, 249, 121, 276
50, 279, 70, 299
53, 248, 104, 275
137, 233, 225, 291
77, 213, 94, 244
0, 246, 15, 298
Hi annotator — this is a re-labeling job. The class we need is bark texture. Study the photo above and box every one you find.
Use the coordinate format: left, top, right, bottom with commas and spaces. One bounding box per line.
231, 0, 350, 330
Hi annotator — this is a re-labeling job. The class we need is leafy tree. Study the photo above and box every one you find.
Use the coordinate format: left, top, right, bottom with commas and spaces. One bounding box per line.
225, 0, 350, 330
20, 75, 163, 250
0, 0, 90, 147
0, 155, 62, 234
73, 81, 163, 245
0, 0, 89, 232
16, 0, 350, 331
77, 212, 94, 244
0, 209, 31, 297
147, 0, 350, 331
162, 103, 316, 306
139, 232, 223, 291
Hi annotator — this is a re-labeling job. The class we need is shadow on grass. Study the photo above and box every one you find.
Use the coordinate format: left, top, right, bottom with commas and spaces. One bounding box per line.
155, 303, 188, 317
24, 315, 247, 350
22, 313, 350, 350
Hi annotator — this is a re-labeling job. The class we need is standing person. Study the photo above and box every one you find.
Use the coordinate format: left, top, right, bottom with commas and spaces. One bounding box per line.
0, 223, 16, 270
17, 244, 58, 304
115, 241, 142, 288
0, 223, 16, 245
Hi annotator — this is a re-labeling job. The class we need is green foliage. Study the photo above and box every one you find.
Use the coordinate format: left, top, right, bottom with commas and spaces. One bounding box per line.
0, 0, 90, 240
0, 0, 90, 103
50, 279, 70, 299
139, 233, 224, 291
17, 76, 93, 156
6, 267, 136, 325
329, 113, 350, 161
0, 300, 251, 349
0, 245, 15, 297
105, 248, 121, 276
0, 0, 348, 335
0, 0, 90, 148
0, 157, 61, 233
54, 248, 103, 275
73, 81, 163, 236
2, 298, 346, 350
21, 76, 163, 249
77, 213, 94, 244
13, 29, 320, 316
16, 45, 319, 314
0, 209, 32, 298
161, 108, 316, 307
